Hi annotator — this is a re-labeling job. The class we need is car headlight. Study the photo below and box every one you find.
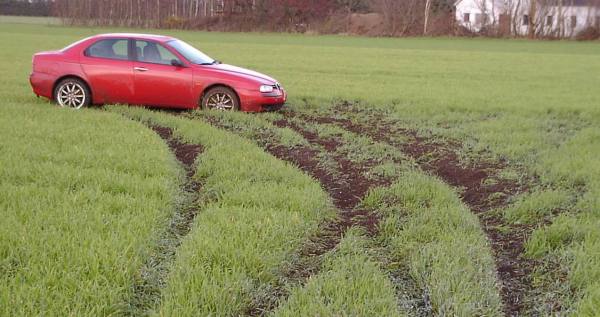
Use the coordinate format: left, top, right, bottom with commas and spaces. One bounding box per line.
260, 85, 274, 93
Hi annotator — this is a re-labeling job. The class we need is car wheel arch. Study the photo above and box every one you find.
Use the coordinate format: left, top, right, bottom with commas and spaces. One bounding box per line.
53, 75, 93, 102
199, 83, 241, 109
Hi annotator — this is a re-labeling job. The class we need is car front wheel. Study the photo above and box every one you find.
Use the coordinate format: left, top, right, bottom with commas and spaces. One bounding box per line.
202, 86, 240, 111
54, 78, 91, 109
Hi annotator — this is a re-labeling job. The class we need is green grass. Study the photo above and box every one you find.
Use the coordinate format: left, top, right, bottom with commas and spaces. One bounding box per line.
272, 230, 404, 317
185, 109, 504, 315
0, 15, 61, 25
504, 189, 574, 224
3, 21, 600, 111
0, 104, 179, 316
363, 170, 503, 316
107, 106, 334, 315
342, 105, 600, 315
190, 110, 305, 148
1, 18, 600, 316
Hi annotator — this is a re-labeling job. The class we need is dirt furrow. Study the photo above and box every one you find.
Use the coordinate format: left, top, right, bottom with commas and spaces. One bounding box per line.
128, 125, 203, 315
272, 118, 391, 213
288, 108, 535, 316
200, 115, 395, 315
246, 120, 390, 315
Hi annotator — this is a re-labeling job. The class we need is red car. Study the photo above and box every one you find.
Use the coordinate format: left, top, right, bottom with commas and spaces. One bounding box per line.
30, 33, 286, 111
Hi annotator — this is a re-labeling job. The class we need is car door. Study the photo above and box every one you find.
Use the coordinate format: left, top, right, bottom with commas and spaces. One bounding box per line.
132, 39, 193, 108
80, 38, 134, 104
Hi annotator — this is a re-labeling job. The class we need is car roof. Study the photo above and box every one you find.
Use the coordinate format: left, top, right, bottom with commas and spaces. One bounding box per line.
93, 33, 176, 43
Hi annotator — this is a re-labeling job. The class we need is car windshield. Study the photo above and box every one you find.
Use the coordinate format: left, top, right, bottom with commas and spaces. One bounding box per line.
167, 39, 215, 65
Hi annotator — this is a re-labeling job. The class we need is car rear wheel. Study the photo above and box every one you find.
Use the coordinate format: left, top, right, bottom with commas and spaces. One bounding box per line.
54, 78, 91, 109
202, 86, 239, 111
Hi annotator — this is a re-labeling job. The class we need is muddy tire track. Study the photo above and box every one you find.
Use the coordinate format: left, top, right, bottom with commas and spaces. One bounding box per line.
271, 116, 434, 317
288, 108, 535, 316
200, 115, 397, 315
272, 118, 392, 213
128, 125, 203, 315
246, 120, 387, 315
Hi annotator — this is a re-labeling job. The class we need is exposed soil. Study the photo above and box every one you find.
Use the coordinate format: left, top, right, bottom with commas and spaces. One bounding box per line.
149, 124, 204, 225
267, 143, 381, 236
244, 121, 390, 315
272, 118, 391, 212
201, 115, 392, 316
128, 125, 203, 315
150, 125, 203, 178
288, 108, 535, 316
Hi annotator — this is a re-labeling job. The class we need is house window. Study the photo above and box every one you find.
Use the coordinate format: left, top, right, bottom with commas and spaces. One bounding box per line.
464, 13, 470, 23
523, 15, 529, 25
570, 16, 577, 28
476, 13, 488, 25
546, 15, 553, 26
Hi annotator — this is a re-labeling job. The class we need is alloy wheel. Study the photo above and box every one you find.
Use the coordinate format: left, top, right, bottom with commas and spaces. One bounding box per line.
57, 82, 86, 109
206, 92, 234, 110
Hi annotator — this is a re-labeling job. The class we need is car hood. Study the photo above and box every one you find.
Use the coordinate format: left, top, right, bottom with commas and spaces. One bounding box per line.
200, 63, 277, 84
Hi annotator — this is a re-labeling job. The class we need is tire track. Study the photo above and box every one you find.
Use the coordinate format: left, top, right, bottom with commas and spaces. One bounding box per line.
287, 107, 535, 316
269, 116, 432, 317
128, 125, 203, 315
200, 114, 405, 316
246, 122, 385, 315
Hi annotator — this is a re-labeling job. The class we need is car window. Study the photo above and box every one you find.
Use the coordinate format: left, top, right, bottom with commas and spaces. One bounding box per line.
86, 39, 129, 60
135, 40, 181, 65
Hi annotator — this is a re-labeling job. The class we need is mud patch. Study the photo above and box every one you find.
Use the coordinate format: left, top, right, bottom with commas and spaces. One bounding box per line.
150, 125, 203, 178
128, 125, 203, 315
272, 118, 391, 211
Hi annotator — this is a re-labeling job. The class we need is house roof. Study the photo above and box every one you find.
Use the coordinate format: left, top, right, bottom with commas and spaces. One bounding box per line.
547, 0, 597, 6
455, 0, 598, 7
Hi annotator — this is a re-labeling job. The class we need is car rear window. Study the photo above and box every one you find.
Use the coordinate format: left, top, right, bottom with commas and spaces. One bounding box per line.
85, 39, 129, 60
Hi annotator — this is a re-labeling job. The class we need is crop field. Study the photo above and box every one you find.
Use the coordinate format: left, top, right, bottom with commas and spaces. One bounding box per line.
1, 19, 600, 316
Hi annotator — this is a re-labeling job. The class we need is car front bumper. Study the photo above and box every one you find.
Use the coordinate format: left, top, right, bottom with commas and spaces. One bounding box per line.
238, 88, 287, 112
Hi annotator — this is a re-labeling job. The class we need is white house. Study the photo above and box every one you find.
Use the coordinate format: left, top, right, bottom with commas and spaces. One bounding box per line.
455, 0, 600, 37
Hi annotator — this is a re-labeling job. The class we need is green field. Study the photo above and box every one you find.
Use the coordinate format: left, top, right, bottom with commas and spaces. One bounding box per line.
1, 20, 600, 316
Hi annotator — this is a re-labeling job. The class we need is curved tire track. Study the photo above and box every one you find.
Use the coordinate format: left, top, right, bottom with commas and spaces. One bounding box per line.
128, 125, 203, 315
287, 108, 535, 316
201, 115, 398, 315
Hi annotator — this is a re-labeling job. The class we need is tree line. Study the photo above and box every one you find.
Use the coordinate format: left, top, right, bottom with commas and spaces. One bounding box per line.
46, 0, 458, 36
2, 0, 598, 38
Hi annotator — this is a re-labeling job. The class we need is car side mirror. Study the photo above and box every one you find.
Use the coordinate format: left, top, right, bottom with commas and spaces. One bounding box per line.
171, 59, 184, 67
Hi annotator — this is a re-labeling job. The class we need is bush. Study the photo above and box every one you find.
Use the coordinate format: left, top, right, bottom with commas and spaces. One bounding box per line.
575, 27, 600, 41
162, 15, 188, 29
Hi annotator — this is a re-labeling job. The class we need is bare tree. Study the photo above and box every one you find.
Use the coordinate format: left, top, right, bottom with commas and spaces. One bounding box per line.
424, 0, 432, 34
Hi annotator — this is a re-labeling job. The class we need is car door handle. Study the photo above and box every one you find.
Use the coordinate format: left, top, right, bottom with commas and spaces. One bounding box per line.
134, 67, 149, 72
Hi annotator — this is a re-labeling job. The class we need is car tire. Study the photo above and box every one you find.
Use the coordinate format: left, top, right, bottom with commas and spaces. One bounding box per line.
201, 86, 240, 111
54, 78, 91, 109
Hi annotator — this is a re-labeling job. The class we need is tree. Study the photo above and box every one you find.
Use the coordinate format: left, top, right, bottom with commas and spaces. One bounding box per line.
424, 0, 432, 34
